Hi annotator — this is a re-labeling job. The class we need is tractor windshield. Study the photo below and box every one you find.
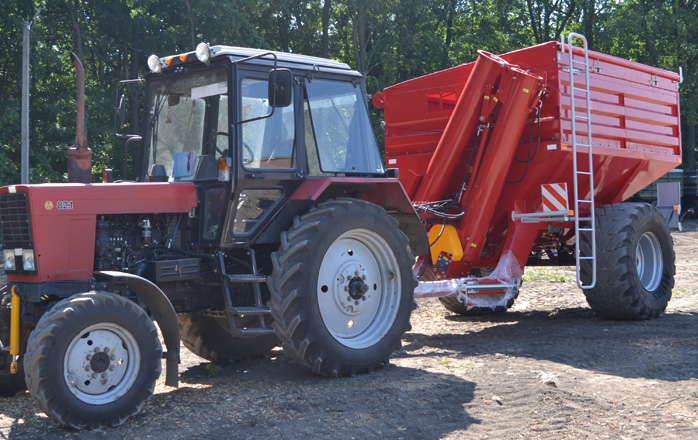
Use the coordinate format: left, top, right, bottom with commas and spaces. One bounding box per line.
143, 67, 229, 180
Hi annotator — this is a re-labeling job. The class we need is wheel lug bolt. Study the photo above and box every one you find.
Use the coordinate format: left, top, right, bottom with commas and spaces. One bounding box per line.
355, 271, 360, 276
362, 275, 366, 280
344, 286, 349, 291
347, 296, 352, 302
85, 366, 91, 371
104, 347, 109, 354
354, 301, 359, 305
91, 373, 98, 379
109, 366, 115, 372
102, 373, 108, 379
94, 347, 100, 353
110, 355, 116, 361
86, 354, 92, 361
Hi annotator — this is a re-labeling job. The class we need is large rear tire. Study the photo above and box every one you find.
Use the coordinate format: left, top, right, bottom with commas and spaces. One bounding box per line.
178, 313, 279, 362
580, 203, 675, 320
270, 199, 417, 376
24, 292, 162, 430
0, 286, 27, 397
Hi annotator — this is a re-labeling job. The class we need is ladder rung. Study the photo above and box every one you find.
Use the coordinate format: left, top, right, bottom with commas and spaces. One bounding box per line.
578, 256, 595, 260
230, 327, 276, 337
231, 306, 272, 315
576, 171, 592, 176
573, 87, 590, 93
227, 274, 266, 283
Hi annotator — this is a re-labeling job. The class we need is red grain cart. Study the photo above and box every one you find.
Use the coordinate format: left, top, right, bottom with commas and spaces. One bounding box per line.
375, 34, 682, 319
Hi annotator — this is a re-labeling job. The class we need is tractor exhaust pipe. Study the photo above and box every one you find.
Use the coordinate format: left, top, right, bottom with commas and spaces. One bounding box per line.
67, 52, 92, 183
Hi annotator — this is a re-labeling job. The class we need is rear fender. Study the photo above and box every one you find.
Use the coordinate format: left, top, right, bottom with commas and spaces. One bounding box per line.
97, 271, 179, 388
290, 177, 428, 256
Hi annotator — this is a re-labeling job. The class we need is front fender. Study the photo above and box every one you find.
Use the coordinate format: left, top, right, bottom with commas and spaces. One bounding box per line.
97, 271, 179, 388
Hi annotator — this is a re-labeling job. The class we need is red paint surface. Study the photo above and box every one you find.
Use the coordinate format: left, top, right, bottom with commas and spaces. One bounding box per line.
1, 182, 197, 282
380, 41, 681, 277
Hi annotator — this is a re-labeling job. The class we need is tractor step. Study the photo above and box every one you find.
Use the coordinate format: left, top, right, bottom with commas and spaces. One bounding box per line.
229, 326, 276, 337
226, 274, 267, 283
231, 306, 272, 316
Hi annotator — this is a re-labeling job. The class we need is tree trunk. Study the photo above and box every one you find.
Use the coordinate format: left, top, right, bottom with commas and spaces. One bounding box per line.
686, 124, 696, 170
185, 0, 197, 49
321, 0, 331, 58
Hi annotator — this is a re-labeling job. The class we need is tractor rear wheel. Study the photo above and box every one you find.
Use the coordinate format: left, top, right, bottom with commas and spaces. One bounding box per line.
269, 199, 417, 376
0, 286, 27, 397
24, 292, 162, 430
178, 313, 279, 362
580, 203, 674, 320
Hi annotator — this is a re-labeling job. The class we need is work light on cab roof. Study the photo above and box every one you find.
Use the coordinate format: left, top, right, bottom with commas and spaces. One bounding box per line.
147, 42, 211, 74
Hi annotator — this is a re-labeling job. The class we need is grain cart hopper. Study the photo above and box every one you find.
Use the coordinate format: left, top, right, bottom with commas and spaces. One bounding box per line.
0, 44, 427, 429
375, 34, 681, 318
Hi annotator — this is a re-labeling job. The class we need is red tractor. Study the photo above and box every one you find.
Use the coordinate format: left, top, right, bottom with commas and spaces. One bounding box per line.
0, 43, 427, 428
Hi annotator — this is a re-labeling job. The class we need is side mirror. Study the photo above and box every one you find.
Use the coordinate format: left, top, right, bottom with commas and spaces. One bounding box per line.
268, 68, 292, 108
117, 94, 127, 128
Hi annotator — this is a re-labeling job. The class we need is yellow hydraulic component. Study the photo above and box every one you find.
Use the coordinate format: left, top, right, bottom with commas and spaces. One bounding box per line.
10, 285, 20, 374
429, 224, 464, 264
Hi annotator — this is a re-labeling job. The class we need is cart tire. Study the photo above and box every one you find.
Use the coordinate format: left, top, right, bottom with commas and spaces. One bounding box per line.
0, 286, 27, 397
438, 296, 515, 316
580, 203, 674, 320
24, 292, 161, 430
269, 199, 417, 376
434, 268, 516, 315
178, 313, 279, 362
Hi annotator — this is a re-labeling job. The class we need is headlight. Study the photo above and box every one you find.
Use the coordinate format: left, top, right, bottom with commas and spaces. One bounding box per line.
3, 249, 16, 271
22, 249, 35, 271
147, 54, 163, 73
196, 42, 211, 63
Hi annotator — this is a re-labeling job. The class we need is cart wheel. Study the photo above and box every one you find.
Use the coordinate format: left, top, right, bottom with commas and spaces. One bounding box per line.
24, 292, 162, 429
269, 199, 417, 376
179, 313, 279, 362
580, 203, 675, 320
433, 268, 517, 316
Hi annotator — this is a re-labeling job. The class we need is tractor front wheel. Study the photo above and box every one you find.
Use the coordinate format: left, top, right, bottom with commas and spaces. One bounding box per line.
270, 199, 417, 376
580, 203, 675, 320
24, 292, 162, 429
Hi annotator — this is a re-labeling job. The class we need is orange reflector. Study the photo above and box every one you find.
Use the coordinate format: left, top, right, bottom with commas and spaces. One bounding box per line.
179, 54, 188, 62
218, 157, 231, 182
165, 57, 173, 66
568, 210, 574, 216
674, 205, 679, 211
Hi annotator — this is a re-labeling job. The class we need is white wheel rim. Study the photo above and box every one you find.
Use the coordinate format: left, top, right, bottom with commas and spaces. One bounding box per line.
63, 323, 141, 405
636, 231, 663, 291
317, 229, 401, 349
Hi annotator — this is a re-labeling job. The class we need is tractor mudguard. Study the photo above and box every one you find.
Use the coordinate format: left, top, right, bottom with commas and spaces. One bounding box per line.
97, 271, 180, 388
290, 177, 428, 257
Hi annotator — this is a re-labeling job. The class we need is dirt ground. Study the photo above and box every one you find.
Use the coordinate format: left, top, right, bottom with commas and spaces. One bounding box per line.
2, 222, 698, 439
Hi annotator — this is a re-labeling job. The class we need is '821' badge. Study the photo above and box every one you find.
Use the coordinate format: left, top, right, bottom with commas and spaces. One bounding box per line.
56, 201, 74, 210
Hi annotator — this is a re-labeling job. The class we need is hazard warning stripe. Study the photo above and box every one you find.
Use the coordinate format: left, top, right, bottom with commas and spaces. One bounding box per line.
542, 183, 568, 212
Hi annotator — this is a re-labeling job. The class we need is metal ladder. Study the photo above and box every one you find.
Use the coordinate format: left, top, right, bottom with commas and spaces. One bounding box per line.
217, 250, 275, 336
567, 33, 597, 289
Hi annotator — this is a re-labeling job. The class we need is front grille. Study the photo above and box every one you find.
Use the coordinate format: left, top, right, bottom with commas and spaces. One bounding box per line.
0, 193, 32, 243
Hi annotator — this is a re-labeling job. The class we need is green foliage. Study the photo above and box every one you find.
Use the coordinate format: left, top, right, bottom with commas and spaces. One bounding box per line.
0, 0, 695, 184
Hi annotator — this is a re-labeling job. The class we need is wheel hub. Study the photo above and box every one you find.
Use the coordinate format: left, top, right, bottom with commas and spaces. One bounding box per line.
90, 351, 111, 373
334, 264, 373, 314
